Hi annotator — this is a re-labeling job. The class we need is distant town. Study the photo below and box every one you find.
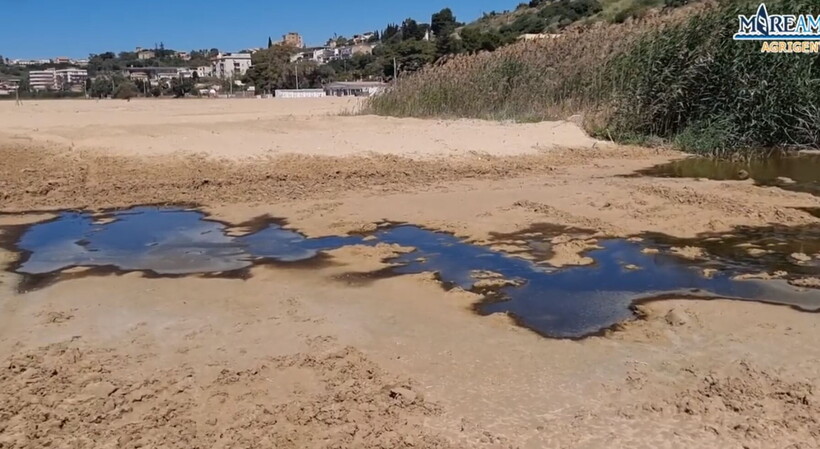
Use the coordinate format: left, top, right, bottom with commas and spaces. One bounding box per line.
0, 30, 397, 99
0, 5, 574, 100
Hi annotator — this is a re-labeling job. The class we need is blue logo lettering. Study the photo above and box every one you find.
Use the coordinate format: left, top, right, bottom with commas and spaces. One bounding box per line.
734, 3, 820, 41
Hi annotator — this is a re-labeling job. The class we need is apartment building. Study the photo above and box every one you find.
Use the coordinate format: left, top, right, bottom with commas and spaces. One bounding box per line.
29, 68, 88, 91
282, 32, 304, 48
28, 69, 57, 91
212, 53, 252, 79
124, 67, 193, 85
55, 68, 88, 89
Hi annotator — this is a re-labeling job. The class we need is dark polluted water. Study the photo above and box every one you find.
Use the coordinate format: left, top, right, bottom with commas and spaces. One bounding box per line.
3, 207, 819, 339
635, 154, 820, 196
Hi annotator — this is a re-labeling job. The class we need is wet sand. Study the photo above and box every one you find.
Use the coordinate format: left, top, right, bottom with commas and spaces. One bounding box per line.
1, 99, 819, 448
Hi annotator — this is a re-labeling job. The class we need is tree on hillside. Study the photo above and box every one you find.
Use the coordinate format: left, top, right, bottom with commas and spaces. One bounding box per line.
435, 29, 463, 59
375, 39, 436, 75
401, 19, 426, 41
431, 8, 458, 36
382, 24, 400, 41
268, 37, 273, 48
118, 51, 135, 60
243, 45, 297, 93
460, 27, 504, 53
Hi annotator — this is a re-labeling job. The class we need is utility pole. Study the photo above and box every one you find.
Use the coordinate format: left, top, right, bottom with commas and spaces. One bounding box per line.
295, 60, 299, 90
393, 57, 398, 81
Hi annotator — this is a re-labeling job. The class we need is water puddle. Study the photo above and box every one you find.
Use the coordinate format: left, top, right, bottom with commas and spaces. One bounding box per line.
3, 207, 819, 339
636, 154, 820, 196
12, 208, 361, 276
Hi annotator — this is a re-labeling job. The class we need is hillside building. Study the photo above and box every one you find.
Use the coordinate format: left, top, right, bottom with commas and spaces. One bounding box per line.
29, 68, 88, 91
282, 32, 304, 48
212, 53, 252, 79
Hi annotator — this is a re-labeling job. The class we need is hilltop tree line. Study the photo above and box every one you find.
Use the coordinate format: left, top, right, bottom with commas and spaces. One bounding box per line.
247, 7, 496, 90
302, 1, 628, 85
86, 44, 218, 76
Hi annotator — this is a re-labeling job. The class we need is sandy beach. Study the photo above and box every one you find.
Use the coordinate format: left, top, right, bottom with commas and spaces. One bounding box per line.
1, 98, 818, 449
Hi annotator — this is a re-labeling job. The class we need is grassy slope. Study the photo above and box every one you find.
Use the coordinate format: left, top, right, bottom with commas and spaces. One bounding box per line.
462, 0, 669, 35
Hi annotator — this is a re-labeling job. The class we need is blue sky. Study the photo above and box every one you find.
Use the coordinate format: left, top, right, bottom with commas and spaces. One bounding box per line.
1, 0, 512, 59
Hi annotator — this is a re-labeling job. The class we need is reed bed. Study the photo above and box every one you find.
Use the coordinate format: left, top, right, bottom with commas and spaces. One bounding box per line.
365, 0, 820, 156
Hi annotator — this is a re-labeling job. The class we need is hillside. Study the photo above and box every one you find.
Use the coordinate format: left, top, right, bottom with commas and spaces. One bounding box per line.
366, 0, 820, 156
461, 0, 691, 41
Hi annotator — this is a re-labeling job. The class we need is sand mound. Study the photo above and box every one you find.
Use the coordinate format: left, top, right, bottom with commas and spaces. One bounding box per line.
616, 361, 820, 447
0, 342, 458, 449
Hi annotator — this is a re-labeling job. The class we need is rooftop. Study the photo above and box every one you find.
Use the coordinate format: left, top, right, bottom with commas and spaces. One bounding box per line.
325, 81, 386, 89
124, 67, 185, 72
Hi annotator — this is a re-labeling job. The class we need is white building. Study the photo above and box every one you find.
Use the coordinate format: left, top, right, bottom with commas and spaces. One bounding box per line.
212, 53, 252, 79
275, 88, 325, 98
196, 66, 213, 78
352, 32, 375, 44
30, 68, 88, 91
12, 59, 39, 66
290, 48, 328, 64
324, 81, 386, 97
176, 68, 194, 79
0, 76, 20, 96
123, 67, 192, 85
28, 69, 57, 91
55, 68, 88, 90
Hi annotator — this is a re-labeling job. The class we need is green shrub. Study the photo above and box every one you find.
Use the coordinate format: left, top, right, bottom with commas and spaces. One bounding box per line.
114, 81, 139, 100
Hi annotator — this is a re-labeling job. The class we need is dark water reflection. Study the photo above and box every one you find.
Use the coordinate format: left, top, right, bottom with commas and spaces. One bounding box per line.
636, 154, 820, 196
4, 207, 819, 338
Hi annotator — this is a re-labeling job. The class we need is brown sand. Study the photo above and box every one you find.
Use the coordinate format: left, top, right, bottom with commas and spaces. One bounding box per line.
0, 98, 600, 159
1, 99, 819, 448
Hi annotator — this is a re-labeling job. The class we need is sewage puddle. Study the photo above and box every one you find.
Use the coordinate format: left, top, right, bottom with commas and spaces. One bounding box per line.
2, 207, 819, 339
635, 154, 820, 196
